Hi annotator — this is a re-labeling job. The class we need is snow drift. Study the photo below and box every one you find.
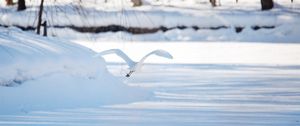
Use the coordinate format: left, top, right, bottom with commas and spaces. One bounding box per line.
0, 28, 104, 86
0, 27, 151, 114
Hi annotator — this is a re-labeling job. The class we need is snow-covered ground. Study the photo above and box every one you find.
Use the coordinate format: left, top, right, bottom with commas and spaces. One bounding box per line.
0, 28, 151, 114
1, 36, 300, 125
1, 0, 300, 125
1, 63, 300, 125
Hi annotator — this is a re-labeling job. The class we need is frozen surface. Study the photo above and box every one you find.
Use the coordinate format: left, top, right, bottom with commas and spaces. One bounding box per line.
1, 40, 300, 125
74, 41, 300, 65
0, 63, 299, 126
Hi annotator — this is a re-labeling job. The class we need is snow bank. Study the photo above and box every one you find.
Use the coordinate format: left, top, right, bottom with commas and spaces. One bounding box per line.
0, 27, 151, 114
0, 27, 104, 86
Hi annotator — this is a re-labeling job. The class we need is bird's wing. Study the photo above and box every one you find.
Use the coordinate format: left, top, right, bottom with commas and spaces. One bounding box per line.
135, 49, 173, 71
94, 49, 135, 68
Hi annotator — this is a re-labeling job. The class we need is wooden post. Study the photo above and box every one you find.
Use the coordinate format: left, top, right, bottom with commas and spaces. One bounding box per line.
42, 21, 47, 37
37, 0, 45, 35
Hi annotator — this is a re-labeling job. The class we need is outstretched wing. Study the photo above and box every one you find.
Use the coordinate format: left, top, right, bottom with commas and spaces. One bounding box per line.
94, 49, 135, 68
135, 49, 173, 71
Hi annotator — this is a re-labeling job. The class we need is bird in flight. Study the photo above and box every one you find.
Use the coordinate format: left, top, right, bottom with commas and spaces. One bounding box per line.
94, 49, 173, 77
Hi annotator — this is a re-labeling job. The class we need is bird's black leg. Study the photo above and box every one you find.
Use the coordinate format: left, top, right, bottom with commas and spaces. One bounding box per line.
126, 71, 134, 77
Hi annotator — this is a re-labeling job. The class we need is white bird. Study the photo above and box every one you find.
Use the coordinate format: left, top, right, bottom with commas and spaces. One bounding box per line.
94, 49, 173, 77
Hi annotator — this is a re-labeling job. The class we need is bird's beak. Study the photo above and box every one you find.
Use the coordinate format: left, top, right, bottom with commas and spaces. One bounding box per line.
126, 71, 134, 77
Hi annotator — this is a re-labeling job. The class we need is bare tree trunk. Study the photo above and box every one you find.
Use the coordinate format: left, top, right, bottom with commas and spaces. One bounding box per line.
132, 0, 142, 7
17, 0, 26, 11
261, 0, 273, 10
6, 0, 14, 6
210, 0, 217, 7
37, 0, 45, 35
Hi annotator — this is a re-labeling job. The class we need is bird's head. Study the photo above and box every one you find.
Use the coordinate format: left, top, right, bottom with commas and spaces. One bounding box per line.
125, 71, 134, 77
